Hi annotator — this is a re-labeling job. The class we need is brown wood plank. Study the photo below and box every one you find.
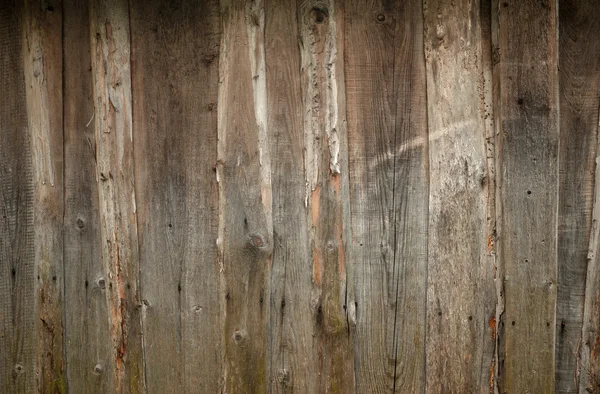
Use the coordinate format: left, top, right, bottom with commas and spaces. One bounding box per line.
21, 1, 66, 392
217, 0, 272, 391
63, 0, 113, 392
88, 1, 145, 392
129, 1, 221, 392
555, 0, 600, 392
496, 1, 559, 392
0, 2, 36, 392
345, 0, 428, 392
423, 0, 496, 392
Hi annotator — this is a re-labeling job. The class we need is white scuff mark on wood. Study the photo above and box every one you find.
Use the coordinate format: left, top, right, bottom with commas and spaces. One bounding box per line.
324, 8, 340, 175
86, 113, 95, 127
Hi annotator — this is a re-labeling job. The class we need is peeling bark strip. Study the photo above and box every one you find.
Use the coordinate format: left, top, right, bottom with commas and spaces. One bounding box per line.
424, 0, 495, 392
0, 2, 36, 393
217, 0, 273, 392
556, 1, 600, 393
497, 1, 559, 392
21, 1, 66, 392
89, 1, 145, 392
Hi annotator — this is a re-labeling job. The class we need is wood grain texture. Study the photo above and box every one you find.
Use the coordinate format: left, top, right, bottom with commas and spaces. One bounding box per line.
555, 1, 600, 393
130, 1, 221, 392
63, 0, 112, 392
497, 1, 559, 392
345, 0, 428, 392
0, 2, 36, 392
217, 0, 273, 391
22, 1, 66, 392
423, 0, 496, 392
89, 1, 145, 392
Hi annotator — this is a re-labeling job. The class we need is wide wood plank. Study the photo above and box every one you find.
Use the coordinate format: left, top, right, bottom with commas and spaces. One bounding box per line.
497, 1, 559, 392
555, 1, 600, 392
346, 0, 428, 392
130, 1, 221, 392
0, 2, 36, 392
89, 1, 145, 391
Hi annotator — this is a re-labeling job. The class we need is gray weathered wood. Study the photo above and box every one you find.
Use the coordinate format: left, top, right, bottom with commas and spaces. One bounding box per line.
423, 0, 496, 392
89, 1, 145, 391
497, 1, 559, 392
346, 0, 428, 392
555, 1, 600, 392
130, 1, 222, 392
0, 2, 36, 392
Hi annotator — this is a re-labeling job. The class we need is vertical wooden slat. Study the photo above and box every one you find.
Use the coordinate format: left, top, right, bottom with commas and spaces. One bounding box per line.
555, 1, 600, 392
0, 2, 36, 392
497, 0, 559, 392
346, 0, 428, 392
130, 1, 221, 392
21, 1, 66, 392
423, 0, 496, 392
63, 0, 111, 392
217, 0, 273, 391
89, 1, 145, 392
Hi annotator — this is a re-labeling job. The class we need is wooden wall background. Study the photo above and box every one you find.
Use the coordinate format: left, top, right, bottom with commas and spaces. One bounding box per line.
1, 0, 599, 393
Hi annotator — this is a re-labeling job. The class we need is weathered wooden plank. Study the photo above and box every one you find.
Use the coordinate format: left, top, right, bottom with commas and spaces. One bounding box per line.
217, 0, 272, 391
130, 1, 221, 392
555, 1, 600, 392
0, 2, 36, 392
496, 1, 559, 392
423, 0, 496, 392
345, 0, 427, 392
63, 0, 113, 392
89, 1, 145, 392
265, 0, 317, 392
21, 1, 66, 392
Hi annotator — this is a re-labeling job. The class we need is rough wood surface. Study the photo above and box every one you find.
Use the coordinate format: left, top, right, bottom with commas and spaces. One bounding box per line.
345, 0, 428, 392
0, 2, 36, 393
89, 1, 145, 392
555, 1, 600, 393
423, 0, 496, 392
130, 1, 221, 392
22, 1, 66, 392
497, 1, 559, 392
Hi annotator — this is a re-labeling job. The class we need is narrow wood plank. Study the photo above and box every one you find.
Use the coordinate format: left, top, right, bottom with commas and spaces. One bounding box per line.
217, 0, 273, 391
555, 1, 600, 392
0, 2, 36, 392
496, 1, 559, 392
89, 1, 145, 392
265, 0, 317, 392
345, 0, 428, 392
423, 0, 496, 392
63, 0, 113, 392
21, 1, 66, 392
130, 1, 221, 392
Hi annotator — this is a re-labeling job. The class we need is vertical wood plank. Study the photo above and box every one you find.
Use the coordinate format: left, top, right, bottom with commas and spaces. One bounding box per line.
423, 0, 496, 391
130, 1, 222, 392
497, 1, 559, 392
345, 0, 428, 392
21, 1, 66, 392
89, 1, 145, 392
0, 2, 36, 392
555, 0, 600, 392
217, 0, 273, 391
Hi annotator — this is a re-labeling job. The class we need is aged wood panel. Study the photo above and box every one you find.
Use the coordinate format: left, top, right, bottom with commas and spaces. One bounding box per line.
346, 0, 428, 392
497, 1, 559, 392
130, 1, 221, 392
555, 0, 600, 392
217, 0, 273, 391
423, 0, 496, 392
21, 1, 66, 392
0, 2, 36, 392
89, 0, 145, 392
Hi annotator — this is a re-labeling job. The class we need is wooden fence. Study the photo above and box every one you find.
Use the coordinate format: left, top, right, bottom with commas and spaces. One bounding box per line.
1, 0, 600, 392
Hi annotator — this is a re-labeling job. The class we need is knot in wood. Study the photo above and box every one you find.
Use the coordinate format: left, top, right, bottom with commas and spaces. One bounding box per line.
233, 330, 246, 345
249, 234, 266, 249
93, 364, 103, 374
